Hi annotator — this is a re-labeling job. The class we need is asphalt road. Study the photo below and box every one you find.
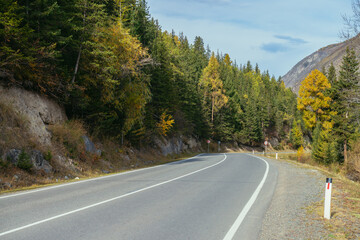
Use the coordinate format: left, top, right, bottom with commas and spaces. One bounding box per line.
0, 153, 278, 240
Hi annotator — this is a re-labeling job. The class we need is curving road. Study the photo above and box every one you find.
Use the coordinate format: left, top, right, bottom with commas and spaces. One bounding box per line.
0, 153, 278, 240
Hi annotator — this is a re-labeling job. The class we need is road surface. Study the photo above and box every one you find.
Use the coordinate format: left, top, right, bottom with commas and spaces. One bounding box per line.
0, 153, 278, 240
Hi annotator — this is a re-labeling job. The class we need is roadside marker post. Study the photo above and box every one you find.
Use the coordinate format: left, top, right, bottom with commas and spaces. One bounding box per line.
252, 150, 254, 154
276, 152, 278, 159
207, 140, 210, 153
324, 178, 332, 219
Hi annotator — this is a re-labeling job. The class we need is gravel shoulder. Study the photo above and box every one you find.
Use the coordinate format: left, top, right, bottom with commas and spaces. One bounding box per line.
259, 157, 332, 240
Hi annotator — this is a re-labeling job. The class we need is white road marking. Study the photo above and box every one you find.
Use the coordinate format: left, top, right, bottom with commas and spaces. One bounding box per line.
0, 154, 209, 199
223, 154, 269, 240
0, 154, 227, 237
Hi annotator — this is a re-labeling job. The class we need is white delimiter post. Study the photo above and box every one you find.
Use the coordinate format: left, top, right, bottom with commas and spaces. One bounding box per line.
276, 152, 278, 159
324, 178, 332, 219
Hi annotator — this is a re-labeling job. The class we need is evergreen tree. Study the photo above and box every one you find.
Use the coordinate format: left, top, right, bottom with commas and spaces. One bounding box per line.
327, 63, 337, 84
332, 48, 360, 164
290, 120, 303, 148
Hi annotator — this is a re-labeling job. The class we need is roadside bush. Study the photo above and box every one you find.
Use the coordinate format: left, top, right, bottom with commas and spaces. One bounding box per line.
17, 150, 32, 171
49, 120, 86, 158
44, 151, 52, 162
0, 158, 9, 168
297, 146, 305, 163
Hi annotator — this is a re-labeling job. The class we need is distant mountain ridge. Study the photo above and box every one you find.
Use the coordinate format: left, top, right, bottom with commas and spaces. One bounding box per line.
282, 34, 360, 93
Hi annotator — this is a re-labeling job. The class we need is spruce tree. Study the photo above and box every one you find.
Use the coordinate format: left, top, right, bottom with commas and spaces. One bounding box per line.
332, 47, 360, 164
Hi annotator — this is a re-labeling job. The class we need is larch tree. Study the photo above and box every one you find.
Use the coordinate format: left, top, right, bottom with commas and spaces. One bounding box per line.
199, 53, 228, 124
297, 69, 334, 130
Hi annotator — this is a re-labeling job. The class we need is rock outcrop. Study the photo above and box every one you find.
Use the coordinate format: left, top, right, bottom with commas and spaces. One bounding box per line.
282, 34, 360, 94
0, 85, 67, 145
82, 135, 101, 156
154, 136, 201, 156
5, 149, 53, 173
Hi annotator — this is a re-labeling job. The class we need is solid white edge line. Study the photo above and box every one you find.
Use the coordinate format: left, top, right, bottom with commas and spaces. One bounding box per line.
0, 154, 227, 237
0, 153, 210, 199
223, 154, 269, 240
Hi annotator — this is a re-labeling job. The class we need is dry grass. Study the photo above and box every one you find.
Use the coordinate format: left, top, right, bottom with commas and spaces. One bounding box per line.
0, 102, 39, 153
267, 150, 360, 239
48, 120, 86, 159
309, 176, 360, 239
347, 141, 360, 182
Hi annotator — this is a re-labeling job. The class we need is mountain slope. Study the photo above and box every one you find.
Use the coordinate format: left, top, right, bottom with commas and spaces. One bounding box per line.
282, 34, 360, 93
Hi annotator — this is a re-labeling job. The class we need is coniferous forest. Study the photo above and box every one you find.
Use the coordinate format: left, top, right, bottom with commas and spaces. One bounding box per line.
0, 0, 298, 147
1, 0, 360, 175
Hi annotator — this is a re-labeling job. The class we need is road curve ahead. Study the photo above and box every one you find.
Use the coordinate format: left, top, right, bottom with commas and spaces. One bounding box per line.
0, 153, 277, 240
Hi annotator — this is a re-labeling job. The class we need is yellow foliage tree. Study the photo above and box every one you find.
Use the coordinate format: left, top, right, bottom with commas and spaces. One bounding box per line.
156, 111, 175, 136
199, 53, 228, 124
297, 69, 335, 129
297, 146, 305, 162
83, 21, 151, 137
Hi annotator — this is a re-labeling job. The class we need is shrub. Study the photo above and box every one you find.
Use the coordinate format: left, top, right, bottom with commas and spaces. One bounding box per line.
297, 146, 305, 163
0, 158, 8, 168
17, 150, 32, 171
49, 120, 86, 158
44, 151, 52, 162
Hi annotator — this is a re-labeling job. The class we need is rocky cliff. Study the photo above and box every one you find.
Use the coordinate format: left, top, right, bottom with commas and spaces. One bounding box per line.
282, 34, 360, 93
0, 85, 204, 190
0, 85, 67, 145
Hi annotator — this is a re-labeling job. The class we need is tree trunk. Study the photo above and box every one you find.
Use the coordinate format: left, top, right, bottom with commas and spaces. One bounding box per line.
71, 44, 82, 84
119, 0, 121, 19
211, 95, 214, 124
121, 131, 124, 146
72, 2, 87, 84
344, 139, 348, 165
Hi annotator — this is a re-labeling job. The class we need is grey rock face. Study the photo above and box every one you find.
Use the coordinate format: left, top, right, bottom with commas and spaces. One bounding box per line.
82, 135, 96, 153
282, 34, 360, 94
269, 138, 279, 148
0, 85, 67, 145
154, 136, 200, 156
30, 150, 53, 173
5, 149, 52, 173
82, 135, 101, 156
5, 149, 22, 165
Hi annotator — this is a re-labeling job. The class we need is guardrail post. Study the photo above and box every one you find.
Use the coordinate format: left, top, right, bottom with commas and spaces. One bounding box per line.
324, 178, 332, 219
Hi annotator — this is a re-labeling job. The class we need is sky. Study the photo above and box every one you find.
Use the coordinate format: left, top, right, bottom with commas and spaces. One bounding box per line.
146, 0, 353, 77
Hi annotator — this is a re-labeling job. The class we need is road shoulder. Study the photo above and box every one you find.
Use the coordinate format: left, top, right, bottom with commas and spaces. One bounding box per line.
259, 157, 332, 239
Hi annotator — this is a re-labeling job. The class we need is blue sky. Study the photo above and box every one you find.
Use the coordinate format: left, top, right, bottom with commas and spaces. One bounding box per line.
146, 0, 353, 77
